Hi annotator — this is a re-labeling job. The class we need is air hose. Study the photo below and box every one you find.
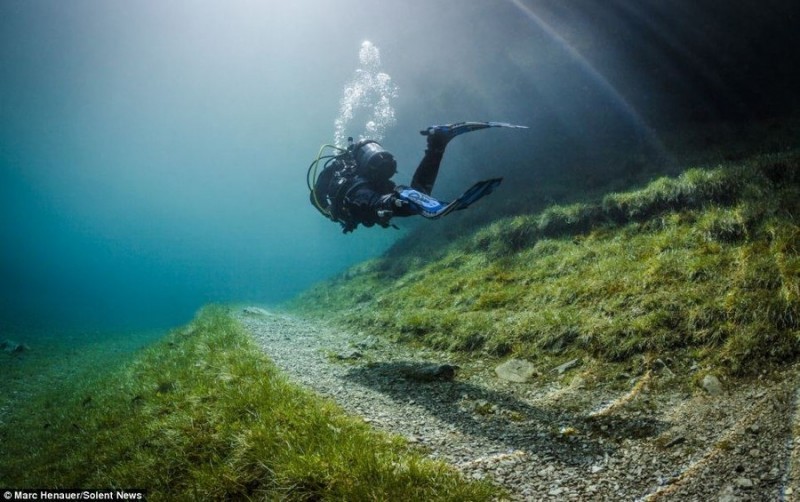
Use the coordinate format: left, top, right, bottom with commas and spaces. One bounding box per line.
307, 144, 347, 217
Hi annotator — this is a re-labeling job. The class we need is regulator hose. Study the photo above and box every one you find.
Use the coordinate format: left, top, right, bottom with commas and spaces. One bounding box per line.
307, 144, 347, 216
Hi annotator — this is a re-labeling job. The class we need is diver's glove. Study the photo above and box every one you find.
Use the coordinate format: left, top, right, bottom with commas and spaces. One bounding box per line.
340, 220, 357, 234
376, 192, 413, 222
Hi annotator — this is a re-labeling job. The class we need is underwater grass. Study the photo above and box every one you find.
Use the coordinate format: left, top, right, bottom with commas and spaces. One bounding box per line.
291, 150, 800, 376
0, 306, 497, 501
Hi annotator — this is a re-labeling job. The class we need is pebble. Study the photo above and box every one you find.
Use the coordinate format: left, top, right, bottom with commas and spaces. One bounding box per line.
702, 374, 723, 396
718, 485, 737, 502
538, 465, 555, 477
336, 349, 363, 360
552, 358, 580, 375
495, 358, 537, 382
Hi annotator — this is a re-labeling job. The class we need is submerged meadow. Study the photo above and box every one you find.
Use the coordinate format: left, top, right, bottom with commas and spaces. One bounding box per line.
0, 307, 497, 500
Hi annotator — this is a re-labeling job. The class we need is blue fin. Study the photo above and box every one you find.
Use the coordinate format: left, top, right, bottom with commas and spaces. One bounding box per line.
396, 178, 503, 219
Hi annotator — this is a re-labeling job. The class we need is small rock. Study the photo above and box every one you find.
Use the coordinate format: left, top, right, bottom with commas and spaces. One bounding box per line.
1, 340, 29, 355
560, 426, 578, 437
664, 435, 686, 448
590, 464, 604, 474
746, 424, 760, 434
538, 465, 555, 476
717, 485, 737, 502
401, 363, 458, 382
702, 374, 723, 396
653, 358, 675, 377
496, 358, 537, 382
735, 477, 754, 489
242, 306, 270, 316
569, 376, 586, 389
552, 358, 580, 375
336, 350, 363, 361
355, 336, 379, 350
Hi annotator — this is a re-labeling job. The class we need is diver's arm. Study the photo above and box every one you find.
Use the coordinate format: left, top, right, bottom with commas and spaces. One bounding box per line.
347, 186, 415, 227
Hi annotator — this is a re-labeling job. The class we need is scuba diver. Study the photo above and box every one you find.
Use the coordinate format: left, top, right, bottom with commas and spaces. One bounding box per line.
307, 121, 527, 233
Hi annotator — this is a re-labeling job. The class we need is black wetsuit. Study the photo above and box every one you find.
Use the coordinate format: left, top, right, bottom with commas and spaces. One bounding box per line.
315, 139, 447, 233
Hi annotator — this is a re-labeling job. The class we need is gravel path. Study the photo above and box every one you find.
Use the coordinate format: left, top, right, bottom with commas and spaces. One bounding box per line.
237, 307, 800, 501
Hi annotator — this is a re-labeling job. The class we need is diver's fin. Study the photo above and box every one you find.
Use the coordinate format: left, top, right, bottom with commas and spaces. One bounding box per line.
395, 188, 447, 218
396, 178, 503, 219
446, 177, 503, 213
420, 121, 528, 138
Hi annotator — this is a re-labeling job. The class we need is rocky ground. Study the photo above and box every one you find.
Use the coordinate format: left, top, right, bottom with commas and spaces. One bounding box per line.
237, 307, 800, 501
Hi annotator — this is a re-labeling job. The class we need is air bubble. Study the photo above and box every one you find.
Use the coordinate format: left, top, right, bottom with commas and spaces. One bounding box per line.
334, 41, 398, 147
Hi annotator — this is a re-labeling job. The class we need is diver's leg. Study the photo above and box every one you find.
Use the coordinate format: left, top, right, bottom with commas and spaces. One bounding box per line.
410, 134, 449, 195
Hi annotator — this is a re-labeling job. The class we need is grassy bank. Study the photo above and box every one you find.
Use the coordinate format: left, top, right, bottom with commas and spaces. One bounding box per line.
0, 307, 497, 501
291, 150, 800, 376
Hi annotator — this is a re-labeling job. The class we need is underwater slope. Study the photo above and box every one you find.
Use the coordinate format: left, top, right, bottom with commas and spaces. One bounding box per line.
292, 150, 800, 375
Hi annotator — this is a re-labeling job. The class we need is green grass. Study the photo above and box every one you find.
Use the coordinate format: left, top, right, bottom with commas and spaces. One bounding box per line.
290, 150, 800, 377
0, 306, 497, 501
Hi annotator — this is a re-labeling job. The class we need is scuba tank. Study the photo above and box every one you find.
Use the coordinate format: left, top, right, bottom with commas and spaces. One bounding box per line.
350, 139, 397, 181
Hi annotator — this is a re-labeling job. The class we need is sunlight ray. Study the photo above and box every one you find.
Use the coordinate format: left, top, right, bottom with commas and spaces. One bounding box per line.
508, 0, 669, 162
